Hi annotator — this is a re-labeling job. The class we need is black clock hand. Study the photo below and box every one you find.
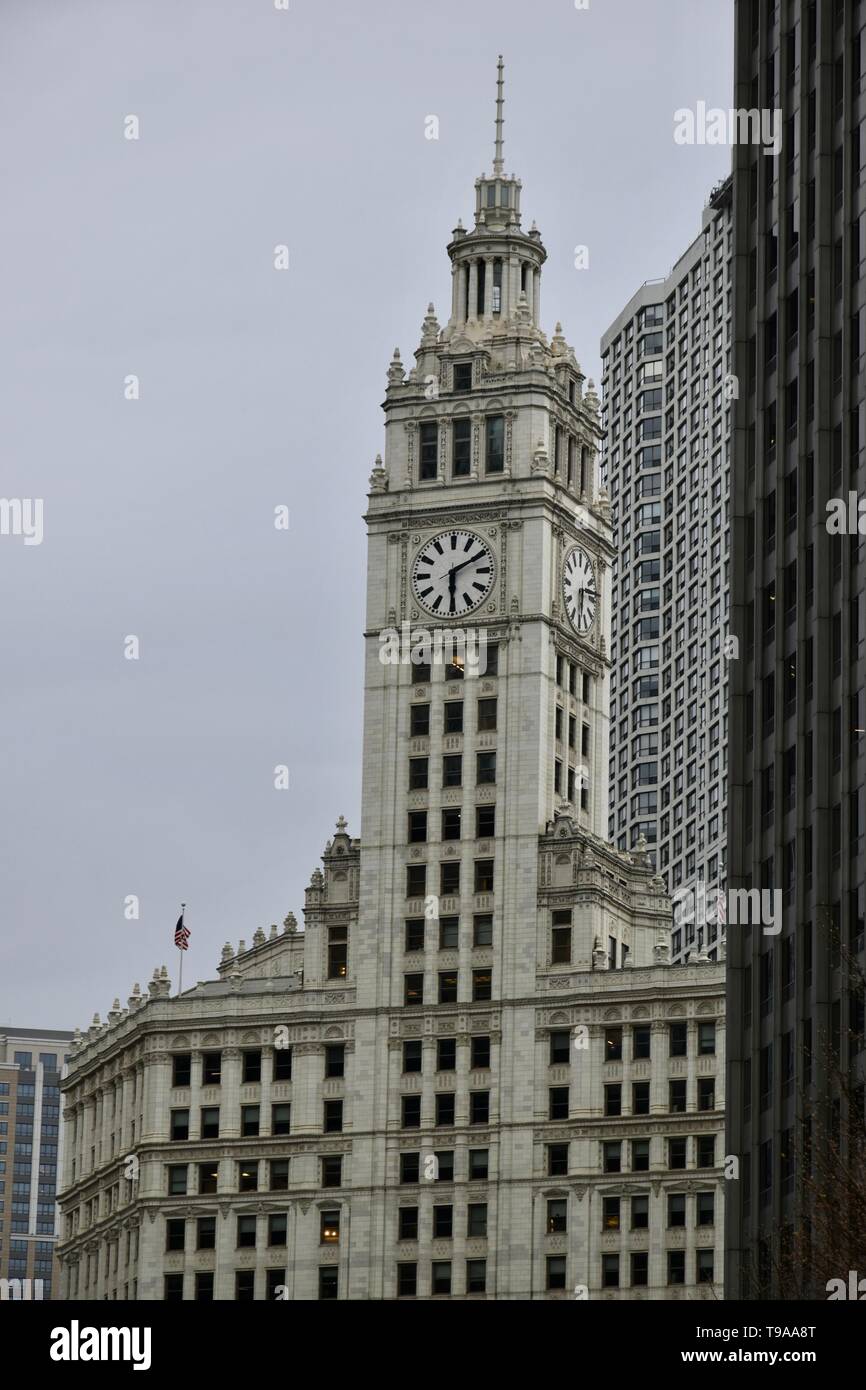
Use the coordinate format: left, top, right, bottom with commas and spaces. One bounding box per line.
449, 551, 484, 580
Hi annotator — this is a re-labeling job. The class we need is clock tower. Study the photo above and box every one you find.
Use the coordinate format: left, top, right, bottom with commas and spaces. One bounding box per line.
358, 57, 614, 1012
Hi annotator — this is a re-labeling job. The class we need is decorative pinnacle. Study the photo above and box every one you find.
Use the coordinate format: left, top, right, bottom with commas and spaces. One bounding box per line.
493, 55, 505, 175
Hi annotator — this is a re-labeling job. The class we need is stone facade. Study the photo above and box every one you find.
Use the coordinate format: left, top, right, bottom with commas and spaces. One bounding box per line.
56, 61, 725, 1301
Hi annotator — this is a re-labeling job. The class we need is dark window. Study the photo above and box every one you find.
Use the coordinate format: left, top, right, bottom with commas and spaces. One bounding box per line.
270, 1159, 289, 1191
273, 1047, 292, 1081
466, 1258, 487, 1293
669, 1079, 687, 1113
667, 1251, 686, 1285
409, 757, 429, 791
601, 1196, 619, 1231
435, 1093, 455, 1126
474, 859, 494, 893
269, 1213, 288, 1247
399, 1207, 418, 1240
238, 1161, 258, 1193
196, 1271, 214, 1301
164, 1273, 184, 1302
318, 1267, 338, 1301
473, 914, 493, 946
668, 1137, 687, 1169
272, 1103, 291, 1136
452, 418, 472, 477
632, 1026, 651, 1059
669, 1022, 687, 1057
470, 1091, 490, 1125
486, 415, 505, 473
402, 1095, 421, 1129
441, 809, 461, 841
200, 1106, 219, 1139
469, 1148, 489, 1180
472, 968, 492, 1001
403, 1039, 423, 1073
431, 1261, 452, 1295
443, 701, 463, 733
235, 1270, 255, 1302
410, 703, 430, 736
408, 810, 428, 843
549, 1030, 570, 1064
603, 1141, 621, 1173
242, 1050, 261, 1083
404, 973, 424, 1006
198, 1164, 218, 1195
405, 918, 425, 952
328, 924, 348, 978
197, 1216, 216, 1250
632, 1082, 650, 1115
324, 1099, 343, 1133
400, 1153, 420, 1184
419, 421, 438, 481
471, 1035, 491, 1069
433, 1204, 453, 1238
397, 1262, 418, 1297
667, 1193, 686, 1228
477, 698, 497, 731
237, 1215, 257, 1248
476, 751, 496, 784
631, 1195, 648, 1230
546, 1256, 567, 1291
604, 1084, 621, 1117
202, 1053, 222, 1085
631, 1139, 650, 1172
547, 1143, 569, 1176
172, 1054, 191, 1087
170, 1109, 189, 1141
443, 755, 463, 788
325, 1044, 345, 1079
321, 1155, 343, 1188
165, 1218, 185, 1252
453, 362, 473, 394
548, 1198, 568, 1233
698, 1022, 716, 1055
241, 1105, 260, 1137
605, 1027, 623, 1061
631, 1252, 648, 1287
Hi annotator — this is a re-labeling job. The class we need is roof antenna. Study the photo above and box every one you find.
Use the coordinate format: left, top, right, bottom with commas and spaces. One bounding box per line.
493, 55, 505, 175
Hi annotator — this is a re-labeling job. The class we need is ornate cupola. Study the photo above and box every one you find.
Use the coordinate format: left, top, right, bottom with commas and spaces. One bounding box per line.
445, 56, 547, 336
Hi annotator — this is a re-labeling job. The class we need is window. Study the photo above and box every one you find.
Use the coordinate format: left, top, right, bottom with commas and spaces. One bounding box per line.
438, 970, 458, 1004
547, 1143, 568, 1176
172, 1054, 191, 1087
197, 1216, 216, 1250
697, 1248, 714, 1283
235, 1271, 255, 1302
477, 698, 497, 731
603, 1141, 621, 1173
431, 1261, 452, 1295
200, 1107, 219, 1139
486, 415, 505, 473
397, 1262, 418, 1297
473, 914, 493, 946
327, 924, 348, 978
272, 1103, 291, 1136
632, 1082, 650, 1115
631, 1139, 650, 1172
547, 1198, 568, 1233
436, 1038, 456, 1071
476, 751, 496, 784
605, 1027, 623, 1061
466, 1259, 487, 1293
434, 1150, 455, 1181
164, 1274, 184, 1302
469, 1148, 489, 1180
435, 1093, 455, 1127
546, 1256, 567, 1291
667, 1193, 686, 1228
668, 1137, 687, 1169
242, 1050, 262, 1083
631, 1252, 648, 1287
443, 755, 462, 788
669, 1079, 686, 1113
453, 418, 472, 476
474, 859, 494, 893
410, 703, 430, 736
549, 1087, 569, 1120
419, 421, 438, 481
697, 1021, 716, 1054
470, 1091, 490, 1125
405, 919, 425, 953
199, 1164, 218, 1195
476, 805, 495, 838
241, 1105, 260, 1137
324, 1099, 343, 1133
696, 1192, 714, 1227
319, 1267, 338, 1301
399, 1206, 418, 1240
632, 1026, 651, 1059
237, 1215, 257, 1248
273, 1047, 292, 1081
321, 1156, 343, 1188
601, 1196, 619, 1231
404, 974, 424, 1006
321, 1210, 340, 1245
400, 1153, 420, 1184
165, 1218, 185, 1252
170, 1109, 189, 1141
551, 910, 572, 963
202, 1053, 221, 1085
472, 968, 492, 1001
602, 1254, 620, 1289
325, 1043, 345, 1079
409, 757, 428, 791
471, 1035, 490, 1069
441, 809, 461, 842
549, 1030, 570, 1065
669, 1022, 687, 1057
697, 1078, 715, 1111
167, 1165, 188, 1196
269, 1213, 288, 1247
270, 1159, 289, 1191
402, 1096, 422, 1129
238, 1161, 258, 1193
604, 1084, 622, 1117
667, 1250, 686, 1285
631, 1195, 648, 1230
453, 361, 472, 393
697, 1134, 715, 1168
433, 1204, 453, 1238
408, 810, 428, 843
439, 861, 461, 895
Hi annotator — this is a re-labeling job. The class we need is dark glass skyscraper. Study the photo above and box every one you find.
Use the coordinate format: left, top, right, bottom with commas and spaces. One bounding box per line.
726, 0, 866, 1296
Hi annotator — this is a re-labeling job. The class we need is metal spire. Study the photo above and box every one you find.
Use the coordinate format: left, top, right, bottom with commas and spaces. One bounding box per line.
493, 55, 505, 175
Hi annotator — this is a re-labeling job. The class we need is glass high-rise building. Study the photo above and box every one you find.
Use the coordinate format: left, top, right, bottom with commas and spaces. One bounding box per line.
726, 0, 866, 1297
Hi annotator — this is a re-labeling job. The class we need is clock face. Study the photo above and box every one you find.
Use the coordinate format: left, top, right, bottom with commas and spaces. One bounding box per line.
563, 546, 597, 635
411, 530, 495, 618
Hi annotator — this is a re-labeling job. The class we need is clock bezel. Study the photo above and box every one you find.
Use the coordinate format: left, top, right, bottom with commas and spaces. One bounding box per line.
410, 529, 496, 619
562, 545, 597, 636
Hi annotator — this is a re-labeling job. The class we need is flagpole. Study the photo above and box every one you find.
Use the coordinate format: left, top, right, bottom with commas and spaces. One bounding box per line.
178, 902, 186, 997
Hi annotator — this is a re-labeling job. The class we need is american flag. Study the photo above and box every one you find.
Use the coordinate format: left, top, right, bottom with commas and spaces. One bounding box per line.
174, 908, 190, 951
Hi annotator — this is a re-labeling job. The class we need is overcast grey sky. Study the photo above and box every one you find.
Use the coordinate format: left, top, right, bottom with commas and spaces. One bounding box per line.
0, 0, 732, 1030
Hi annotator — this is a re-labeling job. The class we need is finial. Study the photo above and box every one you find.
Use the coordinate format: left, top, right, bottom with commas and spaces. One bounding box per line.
493, 55, 505, 176
336, 814, 348, 834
